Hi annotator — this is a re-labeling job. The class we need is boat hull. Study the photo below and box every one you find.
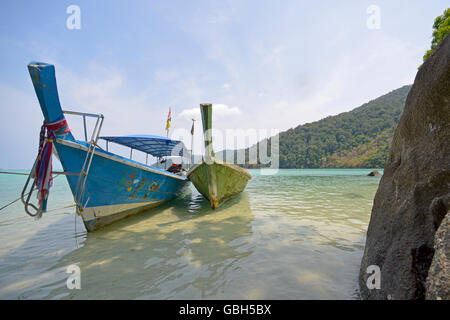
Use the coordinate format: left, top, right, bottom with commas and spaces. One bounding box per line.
55, 139, 189, 231
82, 201, 166, 232
187, 159, 251, 209
27, 62, 189, 231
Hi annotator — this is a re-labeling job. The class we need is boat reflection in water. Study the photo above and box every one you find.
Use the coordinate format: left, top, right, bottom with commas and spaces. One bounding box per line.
46, 187, 254, 299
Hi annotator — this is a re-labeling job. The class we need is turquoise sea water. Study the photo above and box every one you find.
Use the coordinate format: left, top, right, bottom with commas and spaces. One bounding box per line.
0, 168, 382, 299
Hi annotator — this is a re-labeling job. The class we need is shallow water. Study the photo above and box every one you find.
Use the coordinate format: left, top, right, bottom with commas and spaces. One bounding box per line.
0, 169, 381, 299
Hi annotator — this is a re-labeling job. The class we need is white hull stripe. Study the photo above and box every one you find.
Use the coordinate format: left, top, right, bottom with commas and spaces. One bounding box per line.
81, 200, 163, 220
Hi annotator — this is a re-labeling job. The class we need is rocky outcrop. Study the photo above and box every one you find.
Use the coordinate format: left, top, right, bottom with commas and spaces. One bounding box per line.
426, 212, 450, 300
367, 170, 382, 176
359, 35, 450, 300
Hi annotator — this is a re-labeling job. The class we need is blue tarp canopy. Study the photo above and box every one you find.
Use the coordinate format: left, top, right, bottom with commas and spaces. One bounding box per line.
100, 135, 188, 158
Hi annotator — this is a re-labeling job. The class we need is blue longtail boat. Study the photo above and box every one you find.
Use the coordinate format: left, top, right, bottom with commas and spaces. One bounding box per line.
23, 62, 190, 231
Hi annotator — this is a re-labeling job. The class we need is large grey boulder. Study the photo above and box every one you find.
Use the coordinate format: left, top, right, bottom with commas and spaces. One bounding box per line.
359, 35, 450, 300
426, 212, 450, 300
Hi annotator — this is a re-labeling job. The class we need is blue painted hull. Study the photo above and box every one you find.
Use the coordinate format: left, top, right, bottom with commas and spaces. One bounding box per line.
55, 139, 189, 231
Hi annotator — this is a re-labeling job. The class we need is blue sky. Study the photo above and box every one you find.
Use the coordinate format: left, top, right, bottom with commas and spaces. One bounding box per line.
0, 0, 448, 169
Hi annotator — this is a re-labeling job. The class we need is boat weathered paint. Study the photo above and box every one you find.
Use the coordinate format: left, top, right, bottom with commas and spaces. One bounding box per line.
26, 62, 189, 231
187, 104, 251, 209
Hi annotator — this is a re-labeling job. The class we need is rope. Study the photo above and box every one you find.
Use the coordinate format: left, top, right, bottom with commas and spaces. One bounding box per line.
45, 203, 76, 213
75, 208, 78, 248
0, 194, 28, 212
0, 204, 76, 225
18, 118, 72, 218
0, 174, 63, 214
0, 171, 29, 176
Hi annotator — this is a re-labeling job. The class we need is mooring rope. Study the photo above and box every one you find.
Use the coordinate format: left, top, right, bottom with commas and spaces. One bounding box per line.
0, 200, 75, 216
0, 194, 27, 212
0, 174, 74, 215
0, 203, 76, 225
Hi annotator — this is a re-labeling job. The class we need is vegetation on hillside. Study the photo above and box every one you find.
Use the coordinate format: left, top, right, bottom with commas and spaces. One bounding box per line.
224, 85, 411, 169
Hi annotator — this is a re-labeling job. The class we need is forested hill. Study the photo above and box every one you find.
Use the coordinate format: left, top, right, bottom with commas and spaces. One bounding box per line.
229, 85, 412, 168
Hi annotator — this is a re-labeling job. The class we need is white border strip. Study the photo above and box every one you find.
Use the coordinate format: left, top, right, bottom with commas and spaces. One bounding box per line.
81, 200, 162, 219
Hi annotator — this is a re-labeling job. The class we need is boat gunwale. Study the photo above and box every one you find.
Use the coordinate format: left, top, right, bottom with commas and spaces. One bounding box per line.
187, 157, 252, 180
56, 138, 188, 181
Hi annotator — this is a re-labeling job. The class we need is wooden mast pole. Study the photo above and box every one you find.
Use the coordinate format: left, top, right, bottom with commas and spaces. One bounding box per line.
200, 103, 218, 208
190, 118, 196, 169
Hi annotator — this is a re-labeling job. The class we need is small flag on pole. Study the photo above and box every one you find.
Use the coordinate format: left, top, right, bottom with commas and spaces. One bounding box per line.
165, 108, 171, 131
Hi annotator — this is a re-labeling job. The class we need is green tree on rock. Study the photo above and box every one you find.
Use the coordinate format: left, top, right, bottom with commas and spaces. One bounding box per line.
422, 8, 450, 64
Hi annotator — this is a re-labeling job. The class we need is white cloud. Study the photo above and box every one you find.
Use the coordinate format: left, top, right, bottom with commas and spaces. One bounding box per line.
177, 107, 200, 121
0, 83, 44, 169
222, 83, 231, 89
214, 104, 242, 117
178, 104, 241, 121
